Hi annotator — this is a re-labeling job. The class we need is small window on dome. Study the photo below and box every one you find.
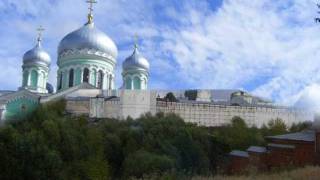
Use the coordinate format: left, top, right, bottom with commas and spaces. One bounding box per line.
23, 71, 29, 86
58, 72, 63, 90
83, 68, 90, 83
97, 70, 104, 89
30, 70, 38, 88
69, 69, 74, 87
133, 77, 141, 89
125, 77, 132, 89
109, 75, 112, 90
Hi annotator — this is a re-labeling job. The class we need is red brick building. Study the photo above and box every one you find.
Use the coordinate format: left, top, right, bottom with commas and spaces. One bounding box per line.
228, 130, 319, 173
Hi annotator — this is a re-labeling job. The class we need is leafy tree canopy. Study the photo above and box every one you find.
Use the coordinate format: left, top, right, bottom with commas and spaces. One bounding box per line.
165, 92, 178, 102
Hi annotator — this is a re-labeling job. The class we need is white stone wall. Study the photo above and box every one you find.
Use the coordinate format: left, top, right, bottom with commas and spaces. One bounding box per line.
89, 98, 122, 119
120, 90, 157, 119
66, 100, 90, 115
67, 89, 101, 98
103, 100, 121, 119
72, 90, 156, 119
90, 98, 105, 118
64, 89, 313, 127
156, 101, 313, 127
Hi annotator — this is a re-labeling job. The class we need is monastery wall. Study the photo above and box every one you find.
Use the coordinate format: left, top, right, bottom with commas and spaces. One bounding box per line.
78, 90, 157, 119
120, 90, 157, 119
90, 98, 121, 119
66, 100, 90, 115
156, 101, 313, 127
64, 90, 313, 127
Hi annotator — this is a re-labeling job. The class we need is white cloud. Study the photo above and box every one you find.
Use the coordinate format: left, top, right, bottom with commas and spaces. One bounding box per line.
156, 0, 320, 105
1, 0, 320, 106
294, 83, 320, 112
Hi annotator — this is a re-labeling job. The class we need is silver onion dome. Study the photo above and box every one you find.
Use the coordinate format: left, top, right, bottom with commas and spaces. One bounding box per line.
123, 46, 150, 71
23, 40, 51, 66
58, 23, 118, 60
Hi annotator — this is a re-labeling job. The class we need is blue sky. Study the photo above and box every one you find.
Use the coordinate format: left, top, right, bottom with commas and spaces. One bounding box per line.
0, 0, 320, 106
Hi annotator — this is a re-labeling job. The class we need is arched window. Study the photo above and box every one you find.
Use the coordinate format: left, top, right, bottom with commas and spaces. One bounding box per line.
83, 68, 89, 83
22, 71, 29, 86
69, 69, 74, 87
125, 77, 132, 89
41, 72, 46, 88
144, 78, 147, 89
109, 75, 112, 90
30, 70, 38, 88
37, 71, 43, 89
133, 77, 141, 89
58, 72, 63, 90
97, 70, 104, 89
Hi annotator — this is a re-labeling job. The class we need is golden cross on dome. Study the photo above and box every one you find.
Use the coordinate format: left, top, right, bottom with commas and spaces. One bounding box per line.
86, 0, 97, 23
36, 25, 45, 42
134, 34, 139, 48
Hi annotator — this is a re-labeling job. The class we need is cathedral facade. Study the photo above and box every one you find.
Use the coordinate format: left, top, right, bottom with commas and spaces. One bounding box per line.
0, 2, 313, 126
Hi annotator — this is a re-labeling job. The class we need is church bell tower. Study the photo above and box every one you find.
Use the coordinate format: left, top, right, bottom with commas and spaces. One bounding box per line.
21, 26, 51, 93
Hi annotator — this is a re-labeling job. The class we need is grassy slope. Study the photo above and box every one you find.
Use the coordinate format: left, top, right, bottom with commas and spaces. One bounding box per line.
192, 166, 320, 180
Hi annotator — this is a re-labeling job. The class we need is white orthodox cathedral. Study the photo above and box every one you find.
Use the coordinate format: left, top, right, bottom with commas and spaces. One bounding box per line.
0, 1, 314, 126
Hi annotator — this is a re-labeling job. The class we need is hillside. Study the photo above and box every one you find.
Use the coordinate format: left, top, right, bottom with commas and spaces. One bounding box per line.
208, 166, 320, 180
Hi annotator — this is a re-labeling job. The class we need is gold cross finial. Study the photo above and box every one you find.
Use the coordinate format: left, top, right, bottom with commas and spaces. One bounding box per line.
134, 34, 139, 49
36, 25, 45, 42
86, 0, 97, 24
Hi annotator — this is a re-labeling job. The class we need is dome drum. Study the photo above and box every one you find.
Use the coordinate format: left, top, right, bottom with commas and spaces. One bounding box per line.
57, 48, 116, 66
122, 68, 149, 77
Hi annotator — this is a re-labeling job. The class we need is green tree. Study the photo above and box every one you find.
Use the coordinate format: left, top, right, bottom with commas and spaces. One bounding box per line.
267, 118, 288, 135
165, 92, 177, 102
290, 121, 312, 132
0, 100, 111, 180
185, 90, 198, 100
0, 100, 232, 179
123, 150, 174, 178
213, 116, 265, 150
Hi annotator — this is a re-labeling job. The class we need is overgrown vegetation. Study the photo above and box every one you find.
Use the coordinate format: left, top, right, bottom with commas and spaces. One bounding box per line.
203, 166, 320, 180
0, 100, 312, 179
211, 116, 312, 150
